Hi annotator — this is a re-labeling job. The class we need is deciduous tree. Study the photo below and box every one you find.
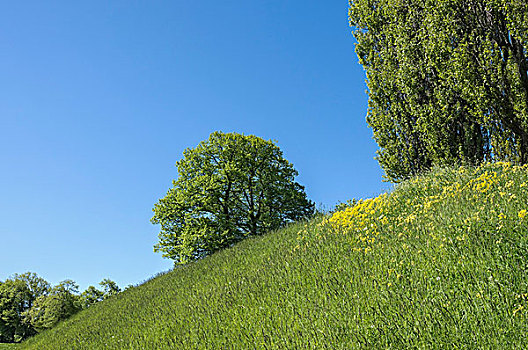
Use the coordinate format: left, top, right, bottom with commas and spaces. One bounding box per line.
152, 132, 314, 264
0, 273, 49, 342
350, 0, 528, 181
22, 280, 81, 332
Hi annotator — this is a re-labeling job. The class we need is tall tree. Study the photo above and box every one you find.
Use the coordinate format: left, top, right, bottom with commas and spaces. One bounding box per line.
152, 131, 314, 264
350, 0, 528, 181
0, 273, 49, 343
0, 279, 33, 343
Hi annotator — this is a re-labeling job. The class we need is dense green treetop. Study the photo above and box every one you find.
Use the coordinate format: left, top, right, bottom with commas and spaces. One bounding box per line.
23, 281, 82, 333
152, 131, 315, 264
350, 0, 528, 181
0, 273, 51, 342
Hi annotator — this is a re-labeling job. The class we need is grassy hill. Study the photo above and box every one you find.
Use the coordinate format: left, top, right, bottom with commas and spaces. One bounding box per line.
17, 163, 528, 349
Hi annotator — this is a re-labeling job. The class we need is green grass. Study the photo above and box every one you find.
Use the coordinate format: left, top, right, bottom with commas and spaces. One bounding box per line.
18, 163, 528, 349
0, 344, 19, 349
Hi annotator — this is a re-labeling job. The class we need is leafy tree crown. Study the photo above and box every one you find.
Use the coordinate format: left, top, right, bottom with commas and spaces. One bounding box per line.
151, 131, 314, 264
350, 0, 528, 181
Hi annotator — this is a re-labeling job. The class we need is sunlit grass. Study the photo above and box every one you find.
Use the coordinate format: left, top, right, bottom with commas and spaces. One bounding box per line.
18, 162, 528, 349
0, 344, 19, 349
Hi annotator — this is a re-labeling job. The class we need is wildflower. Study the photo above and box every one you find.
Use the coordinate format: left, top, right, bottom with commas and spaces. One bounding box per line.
513, 305, 524, 316
519, 210, 527, 219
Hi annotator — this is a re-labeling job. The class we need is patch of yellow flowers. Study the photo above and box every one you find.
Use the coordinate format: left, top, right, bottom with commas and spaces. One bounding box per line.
314, 162, 528, 254
324, 194, 388, 253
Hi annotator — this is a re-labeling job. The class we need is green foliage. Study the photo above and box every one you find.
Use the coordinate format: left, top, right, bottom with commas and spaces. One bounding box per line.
152, 131, 315, 264
80, 286, 103, 309
23, 281, 82, 333
350, 0, 528, 182
99, 279, 121, 300
10, 274, 49, 304
0, 273, 49, 343
0, 280, 33, 343
0, 274, 120, 343
80, 279, 121, 310
18, 163, 528, 349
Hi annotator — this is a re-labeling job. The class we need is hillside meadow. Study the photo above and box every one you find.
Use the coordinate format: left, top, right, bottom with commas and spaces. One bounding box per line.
12, 162, 528, 348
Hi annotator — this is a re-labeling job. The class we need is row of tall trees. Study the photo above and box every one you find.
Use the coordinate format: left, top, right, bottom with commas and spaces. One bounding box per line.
0, 273, 120, 343
350, 0, 528, 181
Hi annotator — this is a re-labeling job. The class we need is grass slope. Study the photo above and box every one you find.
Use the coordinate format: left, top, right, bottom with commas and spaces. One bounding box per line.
19, 163, 528, 349
0, 345, 18, 349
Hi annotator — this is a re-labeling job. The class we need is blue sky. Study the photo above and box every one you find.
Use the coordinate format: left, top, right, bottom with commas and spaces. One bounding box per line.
0, 1, 387, 290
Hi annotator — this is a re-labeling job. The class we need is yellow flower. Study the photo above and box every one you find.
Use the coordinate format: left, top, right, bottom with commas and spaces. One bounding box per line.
519, 210, 527, 219
513, 305, 524, 316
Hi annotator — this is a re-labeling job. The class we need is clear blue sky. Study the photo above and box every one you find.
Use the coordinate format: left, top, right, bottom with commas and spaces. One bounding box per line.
0, 1, 387, 291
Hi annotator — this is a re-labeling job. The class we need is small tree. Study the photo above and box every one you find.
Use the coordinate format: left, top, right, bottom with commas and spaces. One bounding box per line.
22, 280, 81, 332
80, 279, 121, 309
80, 286, 104, 309
99, 279, 121, 300
152, 131, 314, 264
